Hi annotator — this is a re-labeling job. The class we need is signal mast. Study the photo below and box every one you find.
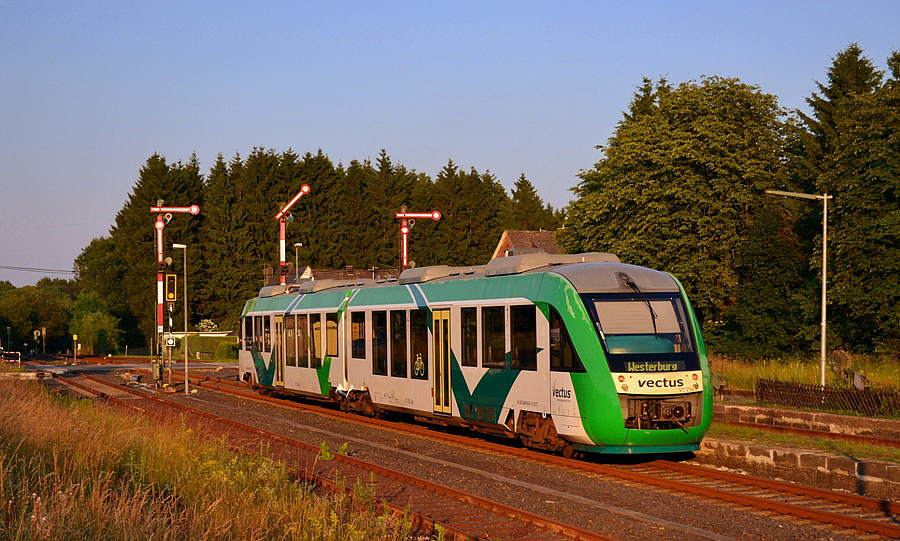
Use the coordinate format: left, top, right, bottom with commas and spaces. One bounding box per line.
149, 202, 200, 341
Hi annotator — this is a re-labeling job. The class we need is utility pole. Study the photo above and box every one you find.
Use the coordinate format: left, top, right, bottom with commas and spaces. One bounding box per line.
765, 189, 833, 387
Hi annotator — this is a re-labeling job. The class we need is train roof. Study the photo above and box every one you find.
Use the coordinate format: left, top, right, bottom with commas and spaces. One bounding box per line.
257, 252, 612, 297
252, 251, 681, 300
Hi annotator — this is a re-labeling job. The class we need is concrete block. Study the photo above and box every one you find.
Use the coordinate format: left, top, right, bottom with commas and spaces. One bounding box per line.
825, 456, 859, 477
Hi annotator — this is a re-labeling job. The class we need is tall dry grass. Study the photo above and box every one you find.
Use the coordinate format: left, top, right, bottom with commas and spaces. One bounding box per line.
0, 377, 417, 540
709, 354, 900, 391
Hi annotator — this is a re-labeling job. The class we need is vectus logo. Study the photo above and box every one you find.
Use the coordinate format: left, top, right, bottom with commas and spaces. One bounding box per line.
552, 387, 572, 398
637, 378, 685, 388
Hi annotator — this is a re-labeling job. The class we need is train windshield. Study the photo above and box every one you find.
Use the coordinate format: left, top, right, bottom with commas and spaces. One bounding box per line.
581, 292, 700, 372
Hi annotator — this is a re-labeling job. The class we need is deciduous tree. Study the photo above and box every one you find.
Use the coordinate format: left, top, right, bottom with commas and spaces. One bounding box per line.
560, 77, 795, 353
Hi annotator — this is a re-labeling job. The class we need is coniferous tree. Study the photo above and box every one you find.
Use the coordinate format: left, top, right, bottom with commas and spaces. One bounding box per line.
794, 46, 900, 351
428, 162, 510, 265
294, 150, 343, 270
197, 154, 245, 329
507, 174, 560, 231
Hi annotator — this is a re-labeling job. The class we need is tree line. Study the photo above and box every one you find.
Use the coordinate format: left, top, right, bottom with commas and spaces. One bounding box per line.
1, 150, 560, 354
561, 44, 899, 356
1, 44, 897, 358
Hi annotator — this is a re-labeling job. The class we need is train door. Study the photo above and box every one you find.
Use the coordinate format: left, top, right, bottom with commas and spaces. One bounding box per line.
274, 315, 284, 387
433, 309, 451, 414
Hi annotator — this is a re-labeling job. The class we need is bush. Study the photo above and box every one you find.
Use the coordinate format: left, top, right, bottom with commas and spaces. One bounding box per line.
214, 341, 238, 361
177, 335, 237, 359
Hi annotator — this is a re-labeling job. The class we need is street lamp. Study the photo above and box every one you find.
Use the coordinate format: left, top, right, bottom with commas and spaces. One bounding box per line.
294, 242, 303, 281
765, 189, 833, 387
172, 243, 189, 395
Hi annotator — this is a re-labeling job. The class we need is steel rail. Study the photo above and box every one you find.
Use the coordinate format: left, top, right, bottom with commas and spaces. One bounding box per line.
178, 373, 900, 539
56, 375, 475, 540
65, 374, 614, 541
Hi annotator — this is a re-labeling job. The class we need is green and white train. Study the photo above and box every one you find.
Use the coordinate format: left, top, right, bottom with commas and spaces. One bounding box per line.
238, 251, 713, 456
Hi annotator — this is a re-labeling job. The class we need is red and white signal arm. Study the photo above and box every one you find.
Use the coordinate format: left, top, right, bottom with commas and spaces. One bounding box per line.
395, 210, 441, 221
151, 205, 200, 215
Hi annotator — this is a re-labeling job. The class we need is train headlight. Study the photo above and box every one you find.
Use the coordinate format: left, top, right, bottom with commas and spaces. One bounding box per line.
692, 373, 698, 381
621, 384, 628, 392
618, 375, 625, 383
693, 382, 699, 390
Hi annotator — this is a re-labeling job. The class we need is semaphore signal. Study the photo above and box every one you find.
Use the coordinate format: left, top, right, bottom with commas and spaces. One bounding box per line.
275, 185, 311, 285
395, 209, 441, 271
150, 202, 200, 342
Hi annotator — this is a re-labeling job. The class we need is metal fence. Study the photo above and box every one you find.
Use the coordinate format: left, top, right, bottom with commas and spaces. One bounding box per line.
755, 379, 900, 419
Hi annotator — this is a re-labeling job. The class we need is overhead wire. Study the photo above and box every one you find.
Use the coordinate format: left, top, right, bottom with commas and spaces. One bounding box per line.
0, 265, 75, 275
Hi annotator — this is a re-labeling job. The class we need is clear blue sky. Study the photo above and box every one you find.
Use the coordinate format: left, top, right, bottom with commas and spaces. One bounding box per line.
1, 1, 897, 287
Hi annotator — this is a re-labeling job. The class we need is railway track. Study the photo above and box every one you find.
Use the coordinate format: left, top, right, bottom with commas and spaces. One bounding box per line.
58, 373, 613, 541
172, 371, 900, 539
39, 356, 896, 449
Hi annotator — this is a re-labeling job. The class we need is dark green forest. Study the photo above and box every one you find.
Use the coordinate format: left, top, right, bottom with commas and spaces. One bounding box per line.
1, 44, 898, 358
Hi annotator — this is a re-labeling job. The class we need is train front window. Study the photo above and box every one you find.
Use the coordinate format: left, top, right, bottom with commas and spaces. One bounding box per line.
581, 293, 699, 372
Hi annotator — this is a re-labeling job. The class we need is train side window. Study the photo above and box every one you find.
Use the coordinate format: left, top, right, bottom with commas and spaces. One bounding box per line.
326, 313, 339, 357
263, 316, 272, 352
372, 311, 387, 375
297, 314, 309, 368
351, 312, 366, 359
285, 315, 297, 367
461, 307, 477, 367
411, 309, 428, 380
242, 317, 250, 351
390, 310, 408, 377
253, 316, 262, 352
550, 308, 585, 372
310, 313, 322, 368
510, 305, 537, 371
481, 306, 506, 369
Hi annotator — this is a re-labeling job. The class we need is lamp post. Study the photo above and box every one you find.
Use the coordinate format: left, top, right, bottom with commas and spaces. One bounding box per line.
294, 242, 303, 281
172, 243, 189, 395
765, 189, 833, 387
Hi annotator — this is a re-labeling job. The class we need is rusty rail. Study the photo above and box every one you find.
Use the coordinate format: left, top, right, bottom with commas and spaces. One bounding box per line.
179, 373, 900, 539
62, 374, 613, 541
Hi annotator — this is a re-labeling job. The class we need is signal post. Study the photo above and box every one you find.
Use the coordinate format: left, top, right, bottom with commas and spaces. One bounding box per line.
150, 203, 199, 384
274, 185, 310, 285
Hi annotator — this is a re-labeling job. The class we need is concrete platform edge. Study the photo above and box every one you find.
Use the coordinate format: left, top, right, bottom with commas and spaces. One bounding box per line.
692, 438, 900, 501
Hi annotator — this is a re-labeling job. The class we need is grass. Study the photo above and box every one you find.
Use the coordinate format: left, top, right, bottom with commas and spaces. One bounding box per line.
709, 354, 900, 391
707, 422, 900, 465
0, 374, 420, 540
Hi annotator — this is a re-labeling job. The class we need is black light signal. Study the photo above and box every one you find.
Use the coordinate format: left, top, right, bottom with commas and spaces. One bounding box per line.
165, 274, 177, 302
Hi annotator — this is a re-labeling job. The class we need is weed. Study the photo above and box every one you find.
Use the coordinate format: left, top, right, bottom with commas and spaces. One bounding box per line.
0, 378, 415, 540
